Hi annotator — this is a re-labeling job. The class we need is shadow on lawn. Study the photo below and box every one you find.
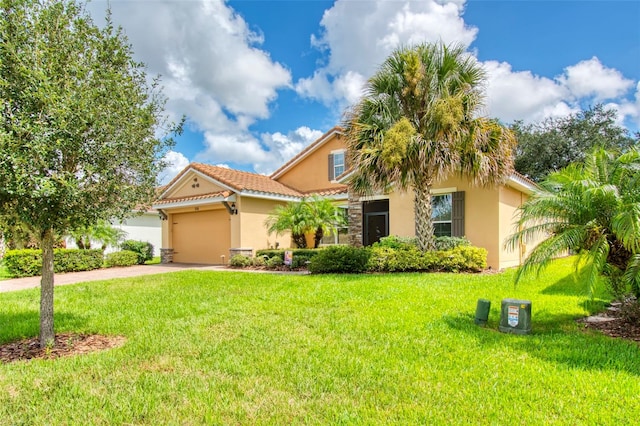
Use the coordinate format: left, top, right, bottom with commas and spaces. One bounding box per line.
442, 312, 640, 376
0, 310, 88, 344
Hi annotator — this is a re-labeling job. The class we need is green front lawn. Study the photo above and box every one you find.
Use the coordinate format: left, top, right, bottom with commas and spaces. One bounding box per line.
1, 257, 638, 424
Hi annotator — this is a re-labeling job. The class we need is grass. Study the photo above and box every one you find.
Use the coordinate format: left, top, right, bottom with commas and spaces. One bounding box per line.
1, 257, 638, 424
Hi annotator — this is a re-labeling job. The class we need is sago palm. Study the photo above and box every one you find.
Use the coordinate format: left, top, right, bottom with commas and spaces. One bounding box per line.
343, 42, 515, 251
506, 147, 640, 298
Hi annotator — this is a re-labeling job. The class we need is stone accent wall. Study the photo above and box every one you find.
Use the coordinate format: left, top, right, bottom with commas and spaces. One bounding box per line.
160, 248, 174, 264
230, 248, 253, 258
347, 190, 363, 247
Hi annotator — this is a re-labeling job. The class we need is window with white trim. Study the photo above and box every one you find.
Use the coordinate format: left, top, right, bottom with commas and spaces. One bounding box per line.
432, 194, 452, 237
321, 207, 349, 245
333, 151, 345, 179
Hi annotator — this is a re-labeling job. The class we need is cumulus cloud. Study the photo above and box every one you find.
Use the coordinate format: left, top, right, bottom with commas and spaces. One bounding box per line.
88, 0, 295, 172
560, 57, 634, 101
297, 0, 478, 106
160, 151, 190, 184
196, 126, 324, 175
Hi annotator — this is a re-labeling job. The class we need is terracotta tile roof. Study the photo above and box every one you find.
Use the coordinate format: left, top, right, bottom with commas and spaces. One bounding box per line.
270, 126, 344, 179
190, 163, 303, 197
154, 190, 232, 205
303, 185, 349, 197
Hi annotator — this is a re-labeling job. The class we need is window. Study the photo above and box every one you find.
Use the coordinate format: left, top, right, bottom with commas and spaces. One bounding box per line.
432, 194, 452, 237
333, 151, 345, 179
321, 207, 349, 245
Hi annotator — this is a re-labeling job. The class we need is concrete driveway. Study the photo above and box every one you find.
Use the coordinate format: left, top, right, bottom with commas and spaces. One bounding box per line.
0, 263, 230, 293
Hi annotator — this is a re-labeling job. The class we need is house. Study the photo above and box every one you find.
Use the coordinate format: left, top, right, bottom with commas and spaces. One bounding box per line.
65, 210, 162, 257
154, 127, 537, 269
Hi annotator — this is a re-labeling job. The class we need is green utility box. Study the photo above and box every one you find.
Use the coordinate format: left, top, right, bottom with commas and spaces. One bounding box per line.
499, 298, 532, 335
474, 299, 491, 325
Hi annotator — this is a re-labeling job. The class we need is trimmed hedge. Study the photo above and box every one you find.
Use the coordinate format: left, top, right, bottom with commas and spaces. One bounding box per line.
368, 244, 487, 273
121, 240, 154, 265
308, 246, 371, 274
105, 250, 139, 267
3, 249, 104, 277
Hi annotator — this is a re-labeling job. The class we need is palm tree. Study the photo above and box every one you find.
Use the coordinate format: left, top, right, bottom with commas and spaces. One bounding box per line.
343, 42, 516, 251
265, 197, 347, 248
68, 220, 127, 250
506, 148, 640, 298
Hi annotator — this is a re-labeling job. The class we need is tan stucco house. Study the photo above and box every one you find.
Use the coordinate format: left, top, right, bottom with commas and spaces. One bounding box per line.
154, 127, 537, 269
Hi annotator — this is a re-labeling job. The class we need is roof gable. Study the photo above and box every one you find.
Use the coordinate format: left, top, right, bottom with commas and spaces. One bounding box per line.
270, 126, 344, 180
158, 163, 303, 202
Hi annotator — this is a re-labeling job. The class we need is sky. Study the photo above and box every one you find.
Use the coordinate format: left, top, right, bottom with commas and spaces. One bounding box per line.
86, 0, 640, 183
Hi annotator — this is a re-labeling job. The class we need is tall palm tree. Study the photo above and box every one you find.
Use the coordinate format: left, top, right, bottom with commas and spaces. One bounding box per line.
506, 148, 640, 298
343, 42, 516, 251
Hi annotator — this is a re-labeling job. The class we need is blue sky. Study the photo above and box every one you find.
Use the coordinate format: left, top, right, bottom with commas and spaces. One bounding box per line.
89, 1, 640, 182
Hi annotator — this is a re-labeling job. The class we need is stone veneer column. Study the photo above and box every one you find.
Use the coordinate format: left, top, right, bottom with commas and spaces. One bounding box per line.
347, 189, 363, 247
160, 248, 174, 264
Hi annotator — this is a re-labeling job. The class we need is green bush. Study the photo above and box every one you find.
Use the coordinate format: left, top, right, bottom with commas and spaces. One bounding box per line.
366, 244, 487, 273
266, 255, 283, 268
374, 235, 418, 250
120, 240, 154, 265
256, 248, 319, 260
3, 249, 104, 277
309, 246, 371, 274
229, 254, 253, 267
105, 250, 139, 267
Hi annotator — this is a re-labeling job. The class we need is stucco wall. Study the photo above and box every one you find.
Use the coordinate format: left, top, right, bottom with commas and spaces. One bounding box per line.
275, 133, 347, 192
382, 177, 506, 269
498, 186, 525, 269
238, 196, 291, 253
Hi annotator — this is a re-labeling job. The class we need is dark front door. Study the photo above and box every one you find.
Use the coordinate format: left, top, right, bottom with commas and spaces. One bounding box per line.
364, 212, 388, 246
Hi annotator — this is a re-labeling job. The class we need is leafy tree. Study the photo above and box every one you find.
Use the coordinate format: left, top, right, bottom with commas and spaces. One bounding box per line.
0, 0, 179, 347
506, 148, 640, 299
512, 105, 638, 182
68, 220, 127, 250
343, 42, 516, 251
265, 197, 347, 248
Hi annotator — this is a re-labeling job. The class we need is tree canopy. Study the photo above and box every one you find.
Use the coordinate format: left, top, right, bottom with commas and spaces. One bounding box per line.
0, 0, 179, 346
512, 105, 638, 182
343, 42, 516, 251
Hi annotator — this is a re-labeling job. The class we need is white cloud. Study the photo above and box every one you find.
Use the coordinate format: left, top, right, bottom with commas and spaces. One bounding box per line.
560, 57, 634, 101
297, 0, 478, 106
483, 61, 575, 123
160, 150, 190, 184
88, 0, 292, 167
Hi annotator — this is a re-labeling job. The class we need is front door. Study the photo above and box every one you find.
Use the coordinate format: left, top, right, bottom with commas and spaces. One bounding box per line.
364, 212, 388, 246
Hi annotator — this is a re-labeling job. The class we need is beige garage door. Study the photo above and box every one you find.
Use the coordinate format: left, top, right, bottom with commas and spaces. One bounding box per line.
172, 210, 230, 264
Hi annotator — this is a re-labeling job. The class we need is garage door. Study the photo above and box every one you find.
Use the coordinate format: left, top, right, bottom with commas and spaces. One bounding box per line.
172, 210, 230, 264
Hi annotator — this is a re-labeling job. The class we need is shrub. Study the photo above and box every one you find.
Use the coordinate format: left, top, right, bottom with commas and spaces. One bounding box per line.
432, 246, 487, 272
365, 244, 487, 273
105, 250, 139, 267
3, 249, 104, 277
374, 235, 418, 250
120, 240, 154, 265
309, 246, 371, 274
434, 236, 471, 251
229, 254, 253, 267
266, 255, 283, 268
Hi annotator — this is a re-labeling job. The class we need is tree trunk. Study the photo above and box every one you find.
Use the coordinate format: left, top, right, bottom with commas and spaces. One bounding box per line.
414, 178, 435, 251
292, 233, 306, 248
314, 227, 323, 248
40, 228, 55, 347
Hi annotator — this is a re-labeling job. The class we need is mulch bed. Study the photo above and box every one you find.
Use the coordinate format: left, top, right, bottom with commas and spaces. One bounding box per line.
578, 298, 640, 343
0, 332, 126, 364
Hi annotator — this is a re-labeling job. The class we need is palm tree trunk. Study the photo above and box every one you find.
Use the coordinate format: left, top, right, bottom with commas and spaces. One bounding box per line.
414, 178, 435, 251
39, 228, 55, 347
